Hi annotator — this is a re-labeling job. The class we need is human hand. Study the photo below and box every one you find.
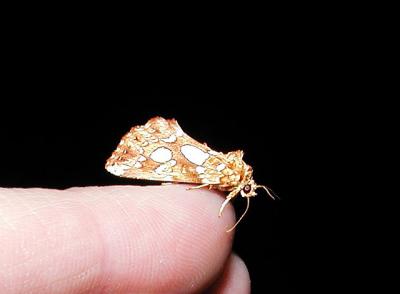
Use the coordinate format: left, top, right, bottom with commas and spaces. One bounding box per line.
0, 185, 250, 293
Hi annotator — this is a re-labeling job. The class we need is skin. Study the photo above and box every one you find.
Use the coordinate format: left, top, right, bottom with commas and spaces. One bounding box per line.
0, 185, 250, 293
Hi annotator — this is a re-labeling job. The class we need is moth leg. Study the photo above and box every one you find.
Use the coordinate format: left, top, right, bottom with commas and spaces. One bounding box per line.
226, 196, 250, 232
219, 189, 239, 217
187, 183, 210, 190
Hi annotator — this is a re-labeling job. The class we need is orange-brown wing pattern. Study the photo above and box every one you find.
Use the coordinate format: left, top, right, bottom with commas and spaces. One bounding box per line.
105, 117, 244, 188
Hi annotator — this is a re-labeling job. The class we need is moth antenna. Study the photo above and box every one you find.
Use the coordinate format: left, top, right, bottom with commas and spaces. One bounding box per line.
257, 185, 279, 200
226, 197, 250, 232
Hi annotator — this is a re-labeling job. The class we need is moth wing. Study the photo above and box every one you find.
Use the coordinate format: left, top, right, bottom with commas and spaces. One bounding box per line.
106, 117, 232, 184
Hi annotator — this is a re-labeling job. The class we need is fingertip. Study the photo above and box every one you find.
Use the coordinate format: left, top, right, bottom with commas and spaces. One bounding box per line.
0, 185, 238, 293
207, 254, 251, 294
74, 185, 237, 292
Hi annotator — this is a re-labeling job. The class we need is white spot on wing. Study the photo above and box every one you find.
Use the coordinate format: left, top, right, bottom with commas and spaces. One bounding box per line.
155, 165, 165, 174
176, 128, 184, 137
150, 147, 173, 163
161, 134, 177, 143
106, 165, 127, 176
196, 166, 206, 174
149, 137, 158, 143
181, 145, 210, 165
138, 156, 146, 162
134, 162, 142, 168
216, 163, 226, 171
208, 150, 219, 156
201, 178, 214, 184
155, 159, 177, 175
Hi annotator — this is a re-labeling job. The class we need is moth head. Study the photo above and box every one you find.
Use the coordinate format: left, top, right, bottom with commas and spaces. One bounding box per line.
240, 179, 258, 197
240, 166, 258, 197
240, 165, 276, 199
240, 179, 276, 199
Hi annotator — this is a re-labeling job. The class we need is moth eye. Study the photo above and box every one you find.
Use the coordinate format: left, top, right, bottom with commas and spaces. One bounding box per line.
243, 184, 251, 193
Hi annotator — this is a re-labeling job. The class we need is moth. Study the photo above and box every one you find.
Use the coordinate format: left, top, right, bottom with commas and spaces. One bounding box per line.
105, 116, 274, 231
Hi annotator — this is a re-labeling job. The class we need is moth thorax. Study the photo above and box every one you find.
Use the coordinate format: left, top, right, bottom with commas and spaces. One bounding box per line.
243, 165, 253, 181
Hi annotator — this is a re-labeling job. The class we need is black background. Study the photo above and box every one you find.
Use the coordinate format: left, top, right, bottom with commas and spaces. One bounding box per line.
0, 39, 337, 292
0, 5, 379, 291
